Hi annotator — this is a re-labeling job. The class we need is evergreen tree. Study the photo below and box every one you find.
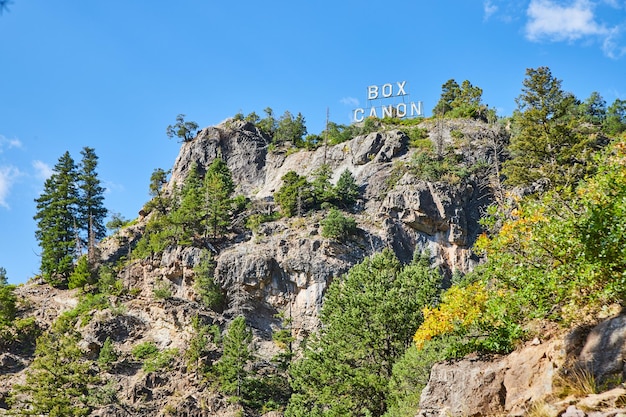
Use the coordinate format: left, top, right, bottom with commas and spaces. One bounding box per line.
0, 267, 16, 326
10, 331, 97, 416
274, 171, 314, 217
216, 316, 254, 397
34, 151, 80, 286
78, 147, 107, 261
310, 164, 334, 204
334, 169, 360, 208
274, 111, 307, 146
433, 79, 488, 120
257, 107, 277, 137
604, 98, 626, 136
147, 168, 171, 215
166, 114, 199, 142
202, 158, 234, 239
287, 249, 442, 416
503, 66, 599, 189
171, 163, 204, 242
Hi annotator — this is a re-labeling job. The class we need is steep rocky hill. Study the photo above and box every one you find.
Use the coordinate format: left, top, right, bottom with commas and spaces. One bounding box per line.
5, 116, 590, 416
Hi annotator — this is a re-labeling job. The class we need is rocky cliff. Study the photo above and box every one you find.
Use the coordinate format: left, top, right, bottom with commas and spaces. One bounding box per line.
1, 118, 509, 416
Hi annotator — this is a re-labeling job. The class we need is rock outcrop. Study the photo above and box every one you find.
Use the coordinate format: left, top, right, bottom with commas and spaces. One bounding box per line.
418, 311, 626, 417
0, 118, 505, 416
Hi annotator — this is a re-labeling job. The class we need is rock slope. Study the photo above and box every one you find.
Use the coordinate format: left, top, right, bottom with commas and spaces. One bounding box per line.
1, 118, 503, 416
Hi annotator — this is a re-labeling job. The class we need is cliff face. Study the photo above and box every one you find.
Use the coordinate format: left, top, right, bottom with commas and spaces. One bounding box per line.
1, 118, 503, 416
418, 311, 626, 417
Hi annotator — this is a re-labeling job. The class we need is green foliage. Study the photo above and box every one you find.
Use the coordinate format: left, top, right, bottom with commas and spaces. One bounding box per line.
132, 341, 178, 372
274, 111, 307, 146
134, 158, 237, 259
604, 98, 626, 136
68, 256, 93, 290
384, 338, 455, 417
97, 265, 125, 296
407, 150, 478, 184
0, 267, 16, 326
132, 341, 159, 359
433, 79, 490, 121
202, 158, 235, 238
153, 278, 172, 299
105, 212, 130, 233
97, 337, 118, 370
78, 146, 108, 255
216, 316, 254, 397
166, 114, 199, 142
143, 348, 179, 373
274, 171, 314, 217
287, 249, 442, 416
194, 251, 225, 311
146, 168, 171, 215
245, 211, 282, 232
10, 332, 97, 416
503, 66, 600, 190
185, 315, 214, 375
54, 292, 110, 332
257, 107, 277, 137
311, 164, 334, 203
34, 151, 80, 286
320, 208, 357, 240
33, 148, 108, 287
275, 167, 361, 218
334, 169, 360, 208
413, 139, 626, 357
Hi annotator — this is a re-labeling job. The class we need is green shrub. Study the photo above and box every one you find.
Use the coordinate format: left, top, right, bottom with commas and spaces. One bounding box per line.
132, 341, 159, 360
320, 208, 357, 240
143, 348, 179, 373
153, 279, 172, 299
194, 252, 225, 311
98, 337, 117, 370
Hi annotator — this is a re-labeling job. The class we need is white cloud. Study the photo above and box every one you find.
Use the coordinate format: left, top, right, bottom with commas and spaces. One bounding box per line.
0, 166, 21, 209
524, 0, 626, 58
340, 97, 359, 107
484, 0, 499, 21
0, 135, 22, 153
526, 0, 610, 42
602, 25, 626, 58
32, 160, 53, 180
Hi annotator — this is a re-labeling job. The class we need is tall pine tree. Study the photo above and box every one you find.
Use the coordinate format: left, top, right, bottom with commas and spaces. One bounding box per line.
503, 66, 599, 190
78, 147, 107, 262
34, 152, 80, 286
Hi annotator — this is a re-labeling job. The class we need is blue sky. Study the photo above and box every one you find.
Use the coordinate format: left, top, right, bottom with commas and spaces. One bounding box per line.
1, 1, 625, 285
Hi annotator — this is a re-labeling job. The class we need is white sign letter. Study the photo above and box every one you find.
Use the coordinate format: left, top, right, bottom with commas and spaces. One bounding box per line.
382, 83, 393, 98
382, 105, 393, 118
410, 101, 423, 116
354, 108, 365, 122
369, 107, 378, 118
396, 81, 407, 96
368, 85, 378, 100
396, 103, 407, 117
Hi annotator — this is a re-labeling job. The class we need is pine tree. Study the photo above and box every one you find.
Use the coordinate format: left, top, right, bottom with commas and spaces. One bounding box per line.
287, 249, 442, 416
171, 163, 204, 243
216, 316, 254, 397
202, 158, 234, 239
34, 151, 80, 286
503, 66, 599, 189
334, 169, 360, 208
10, 331, 97, 416
0, 267, 16, 326
78, 147, 107, 262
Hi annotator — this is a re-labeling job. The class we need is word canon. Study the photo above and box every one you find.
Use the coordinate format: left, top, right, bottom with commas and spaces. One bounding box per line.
353, 81, 423, 122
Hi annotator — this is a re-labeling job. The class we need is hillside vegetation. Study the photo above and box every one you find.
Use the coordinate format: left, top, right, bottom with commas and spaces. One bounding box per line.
0, 66, 625, 417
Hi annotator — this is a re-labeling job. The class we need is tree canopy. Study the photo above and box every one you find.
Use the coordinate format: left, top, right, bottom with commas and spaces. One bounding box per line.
287, 249, 442, 416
